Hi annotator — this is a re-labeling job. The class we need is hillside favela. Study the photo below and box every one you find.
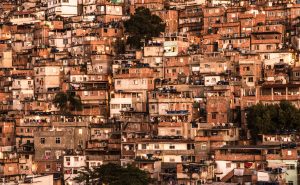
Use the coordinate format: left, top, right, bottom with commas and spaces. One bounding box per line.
3, 0, 300, 184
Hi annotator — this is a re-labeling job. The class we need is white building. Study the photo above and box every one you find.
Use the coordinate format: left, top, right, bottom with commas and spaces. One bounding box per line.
10, 12, 39, 25
136, 142, 194, 163
64, 155, 86, 185
47, 0, 78, 18
110, 91, 147, 117
204, 76, 221, 86
19, 174, 54, 185
83, 0, 97, 15
34, 66, 61, 93
12, 78, 34, 110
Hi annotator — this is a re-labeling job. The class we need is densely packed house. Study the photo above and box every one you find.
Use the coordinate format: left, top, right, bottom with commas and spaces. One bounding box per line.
0, 0, 300, 184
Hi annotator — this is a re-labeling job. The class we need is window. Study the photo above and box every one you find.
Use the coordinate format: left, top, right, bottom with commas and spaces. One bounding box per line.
55, 151, 61, 159
66, 157, 70, 162
8, 167, 13, 172
46, 164, 51, 170
56, 163, 62, 171
248, 77, 254, 82
121, 104, 131, 109
287, 164, 295, 170
265, 55, 270, 59
226, 163, 231, 168
201, 143, 207, 150
63, 39, 68, 45
45, 151, 51, 157
40, 138, 45, 144
154, 144, 159, 149
141, 144, 147, 149
266, 45, 272, 50
244, 67, 250, 71
295, 72, 300, 77
187, 144, 194, 150
55, 137, 61, 144
74, 157, 79, 162
288, 181, 294, 185
212, 112, 217, 119
116, 80, 121, 85
169, 145, 175, 149
111, 104, 120, 109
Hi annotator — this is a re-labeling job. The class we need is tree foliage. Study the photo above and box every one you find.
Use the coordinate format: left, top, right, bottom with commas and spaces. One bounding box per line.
74, 163, 151, 185
247, 101, 300, 140
52, 91, 83, 114
124, 7, 165, 49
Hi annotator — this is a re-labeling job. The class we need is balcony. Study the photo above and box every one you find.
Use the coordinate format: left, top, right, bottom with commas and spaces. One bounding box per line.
166, 110, 189, 115
215, 153, 265, 161
137, 149, 194, 156
0, 158, 19, 163
195, 135, 238, 142
122, 150, 135, 156
179, 11, 202, 18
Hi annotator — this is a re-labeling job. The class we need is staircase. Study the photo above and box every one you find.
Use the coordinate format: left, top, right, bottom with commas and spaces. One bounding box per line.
221, 169, 234, 182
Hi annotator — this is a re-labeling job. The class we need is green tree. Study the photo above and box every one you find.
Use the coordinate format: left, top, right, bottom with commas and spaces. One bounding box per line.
74, 163, 152, 185
124, 7, 165, 49
72, 167, 98, 185
247, 101, 300, 140
52, 91, 83, 114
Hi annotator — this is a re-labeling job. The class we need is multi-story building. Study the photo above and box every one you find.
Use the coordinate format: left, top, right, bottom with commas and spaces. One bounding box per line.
1, 0, 300, 184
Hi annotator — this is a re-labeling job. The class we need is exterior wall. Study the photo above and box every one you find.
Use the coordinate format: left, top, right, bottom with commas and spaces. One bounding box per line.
204, 76, 221, 86
215, 160, 236, 179
10, 14, 37, 25
47, 0, 78, 17
19, 175, 54, 185
64, 156, 86, 168
267, 160, 298, 185
206, 96, 230, 124
163, 41, 189, 56
0, 51, 12, 68
110, 97, 132, 117
34, 66, 61, 93
262, 52, 295, 66
114, 78, 154, 91
154, 10, 178, 33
